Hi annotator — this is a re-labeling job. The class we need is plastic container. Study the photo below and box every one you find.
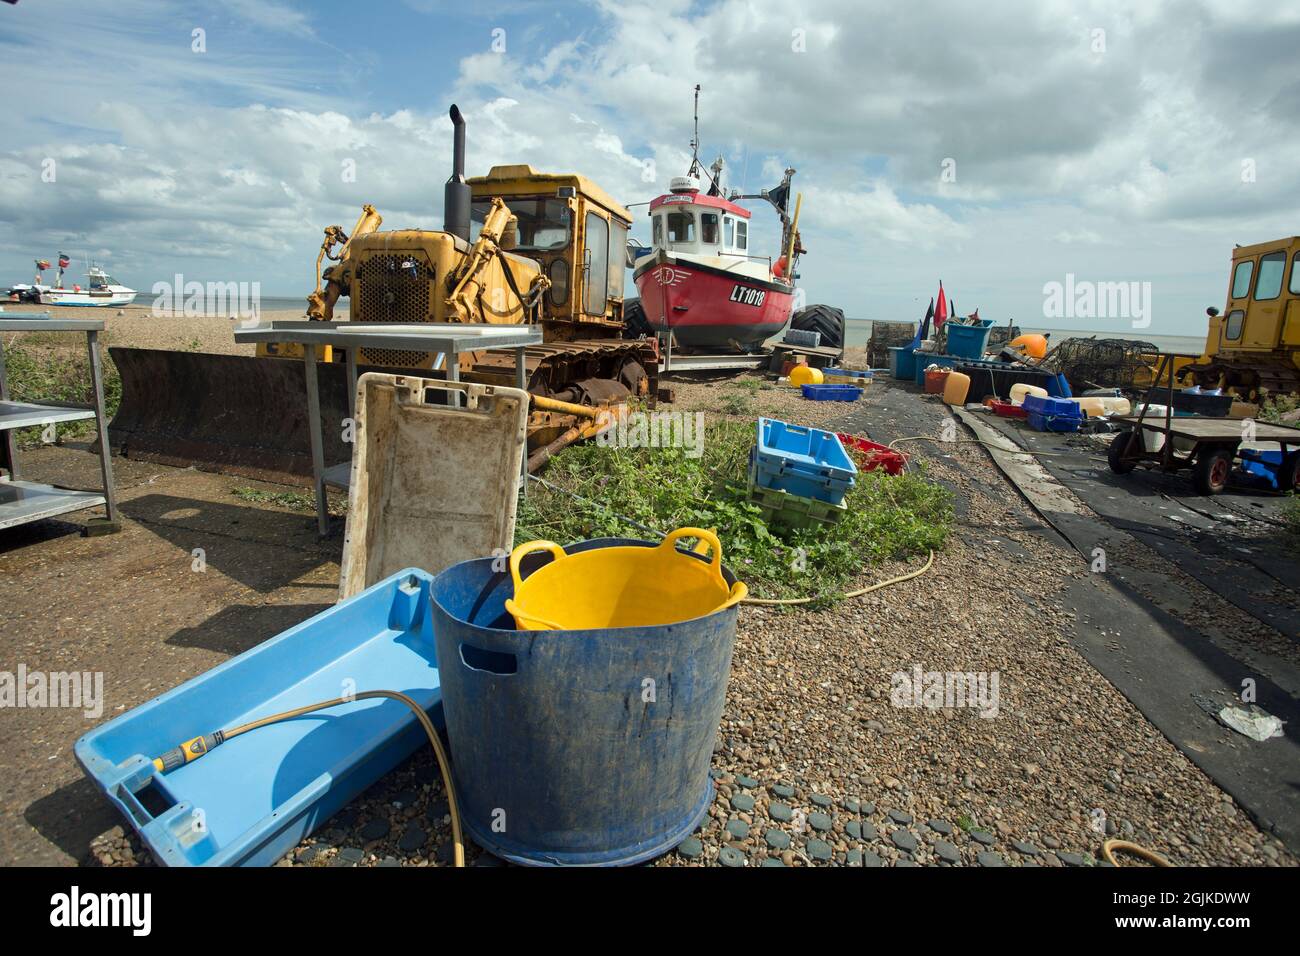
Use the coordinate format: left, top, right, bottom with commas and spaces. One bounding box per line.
432, 539, 741, 866
746, 478, 848, 531
989, 399, 1028, 420
339, 375, 528, 599
1010, 383, 1048, 405
889, 347, 917, 380
75, 569, 443, 866
924, 368, 951, 394
943, 319, 995, 360
506, 527, 746, 631
822, 368, 873, 386
756, 418, 857, 483
943, 371, 971, 405
800, 383, 863, 401
1070, 397, 1106, 418
1023, 394, 1084, 433
750, 449, 853, 504
835, 433, 908, 475
788, 365, 824, 387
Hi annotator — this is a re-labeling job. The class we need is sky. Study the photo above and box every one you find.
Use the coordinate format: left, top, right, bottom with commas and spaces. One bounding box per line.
1, 0, 1297, 337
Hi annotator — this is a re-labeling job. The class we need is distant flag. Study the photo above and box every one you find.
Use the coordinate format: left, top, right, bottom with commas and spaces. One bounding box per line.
58, 252, 70, 268
35, 259, 51, 271
935, 281, 948, 329
909, 297, 934, 349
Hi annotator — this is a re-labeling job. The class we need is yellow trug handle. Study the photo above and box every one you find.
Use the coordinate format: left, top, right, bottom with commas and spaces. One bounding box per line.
508, 540, 567, 592
661, 527, 725, 587
718, 581, 748, 611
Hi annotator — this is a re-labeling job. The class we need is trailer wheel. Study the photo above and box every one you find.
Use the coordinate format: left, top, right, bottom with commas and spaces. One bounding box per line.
789, 304, 845, 350
1193, 447, 1234, 495
1107, 431, 1139, 474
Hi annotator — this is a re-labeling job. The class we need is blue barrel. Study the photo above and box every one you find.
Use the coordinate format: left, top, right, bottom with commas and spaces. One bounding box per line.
431, 538, 740, 866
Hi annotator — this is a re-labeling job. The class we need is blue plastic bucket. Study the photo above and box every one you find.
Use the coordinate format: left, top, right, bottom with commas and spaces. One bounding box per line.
431, 538, 740, 866
944, 321, 994, 360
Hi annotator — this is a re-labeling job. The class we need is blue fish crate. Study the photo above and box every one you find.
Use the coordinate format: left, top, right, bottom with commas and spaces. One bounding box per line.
751, 420, 856, 505
800, 383, 863, 402
74, 569, 442, 867
943, 319, 995, 360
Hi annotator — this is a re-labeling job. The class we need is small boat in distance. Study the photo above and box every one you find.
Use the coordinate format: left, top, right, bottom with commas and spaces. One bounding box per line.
632, 86, 803, 352
39, 262, 137, 307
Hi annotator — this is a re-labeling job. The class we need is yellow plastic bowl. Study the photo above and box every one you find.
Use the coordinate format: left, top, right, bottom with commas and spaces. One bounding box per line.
505, 527, 748, 631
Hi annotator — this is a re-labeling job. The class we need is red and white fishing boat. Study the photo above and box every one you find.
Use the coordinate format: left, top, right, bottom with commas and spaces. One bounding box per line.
632, 89, 802, 352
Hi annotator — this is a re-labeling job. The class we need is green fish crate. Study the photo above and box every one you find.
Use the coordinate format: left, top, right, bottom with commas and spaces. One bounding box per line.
746, 477, 848, 531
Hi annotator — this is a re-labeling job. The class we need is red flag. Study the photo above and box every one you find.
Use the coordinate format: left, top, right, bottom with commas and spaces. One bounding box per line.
934, 281, 948, 328
58, 253, 71, 268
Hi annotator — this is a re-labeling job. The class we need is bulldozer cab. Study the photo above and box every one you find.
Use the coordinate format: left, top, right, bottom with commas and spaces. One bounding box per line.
468, 165, 632, 336
1212, 236, 1300, 355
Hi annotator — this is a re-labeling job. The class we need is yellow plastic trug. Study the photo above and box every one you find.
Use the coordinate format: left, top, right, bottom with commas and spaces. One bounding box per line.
788, 365, 823, 387
506, 528, 748, 631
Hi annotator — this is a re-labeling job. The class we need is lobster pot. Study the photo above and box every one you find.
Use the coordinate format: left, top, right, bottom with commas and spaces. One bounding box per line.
431, 538, 742, 866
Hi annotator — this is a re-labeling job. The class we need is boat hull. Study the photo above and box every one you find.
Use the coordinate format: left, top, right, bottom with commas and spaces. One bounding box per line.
633, 255, 793, 352
39, 290, 136, 307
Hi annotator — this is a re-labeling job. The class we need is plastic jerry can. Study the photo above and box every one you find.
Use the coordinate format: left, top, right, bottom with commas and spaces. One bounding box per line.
943, 371, 971, 405
1010, 383, 1048, 405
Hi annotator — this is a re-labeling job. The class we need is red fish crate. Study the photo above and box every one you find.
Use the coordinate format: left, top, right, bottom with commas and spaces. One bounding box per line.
834, 433, 908, 476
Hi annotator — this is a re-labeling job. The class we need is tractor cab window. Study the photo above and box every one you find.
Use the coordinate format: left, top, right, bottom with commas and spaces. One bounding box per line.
1292, 253, 1300, 295
1254, 251, 1285, 301
472, 198, 570, 252
700, 213, 720, 246
1230, 259, 1254, 299
666, 211, 695, 245
1225, 309, 1245, 341
584, 211, 609, 315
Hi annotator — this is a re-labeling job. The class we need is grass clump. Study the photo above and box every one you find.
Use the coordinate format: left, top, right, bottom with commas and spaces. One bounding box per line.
517, 419, 952, 602
0, 341, 121, 447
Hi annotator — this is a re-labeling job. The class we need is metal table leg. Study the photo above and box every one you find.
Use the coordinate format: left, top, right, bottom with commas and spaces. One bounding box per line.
86, 330, 118, 523
516, 346, 527, 496
345, 346, 359, 421
0, 337, 17, 480
303, 345, 329, 535
447, 350, 461, 408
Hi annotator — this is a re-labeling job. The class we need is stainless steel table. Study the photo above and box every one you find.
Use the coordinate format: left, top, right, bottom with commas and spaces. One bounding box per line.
0, 317, 119, 531
232, 321, 541, 534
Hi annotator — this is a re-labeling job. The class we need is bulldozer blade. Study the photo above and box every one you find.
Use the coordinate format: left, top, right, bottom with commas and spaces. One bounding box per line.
108, 347, 351, 486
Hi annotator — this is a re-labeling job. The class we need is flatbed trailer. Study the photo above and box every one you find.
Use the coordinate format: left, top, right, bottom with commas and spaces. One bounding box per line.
1107, 353, 1300, 494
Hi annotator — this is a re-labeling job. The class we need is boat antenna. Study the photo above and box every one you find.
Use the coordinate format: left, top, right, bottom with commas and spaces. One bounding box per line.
687, 84, 721, 193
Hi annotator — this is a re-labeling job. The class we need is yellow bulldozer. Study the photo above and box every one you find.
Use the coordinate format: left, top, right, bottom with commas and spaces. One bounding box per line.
1180, 236, 1300, 400
109, 106, 657, 482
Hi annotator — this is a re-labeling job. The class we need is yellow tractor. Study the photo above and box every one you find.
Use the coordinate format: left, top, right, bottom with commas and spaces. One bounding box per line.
109, 106, 657, 481
1181, 236, 1300, 399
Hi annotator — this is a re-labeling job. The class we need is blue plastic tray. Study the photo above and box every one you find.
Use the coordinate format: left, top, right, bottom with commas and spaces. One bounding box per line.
755, 418, 857, 483
800, 383, 863, 401
750, 449, 851, 505
74, 569, 442, 867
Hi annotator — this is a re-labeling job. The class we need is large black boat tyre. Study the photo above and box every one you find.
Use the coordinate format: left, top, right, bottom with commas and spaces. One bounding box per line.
790, 304, 844, 350
623, 298, 654, 338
